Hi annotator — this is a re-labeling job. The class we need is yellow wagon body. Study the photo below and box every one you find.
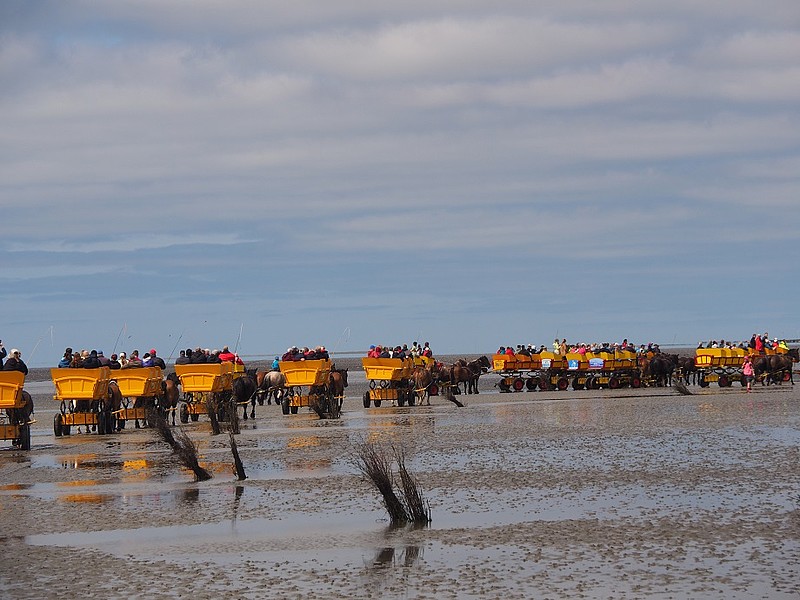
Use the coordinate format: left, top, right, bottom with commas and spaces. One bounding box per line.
0, 371, 26, 410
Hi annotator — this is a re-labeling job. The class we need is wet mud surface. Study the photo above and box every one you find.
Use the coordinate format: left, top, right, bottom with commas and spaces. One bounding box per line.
1, 372, 798, 599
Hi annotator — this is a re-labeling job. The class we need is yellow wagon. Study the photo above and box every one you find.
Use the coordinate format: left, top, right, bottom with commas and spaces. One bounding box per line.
111, 367, 165, 428
279, 359, 333, 415
362, 357, 415, 408
174, 362, 235, 422
0, 371, 32, 450
695, 348, 747, 388
51, 367, 113, 436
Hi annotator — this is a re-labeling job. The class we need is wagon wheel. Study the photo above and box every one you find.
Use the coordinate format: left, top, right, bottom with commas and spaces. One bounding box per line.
512, 378, 525, 392
373, 398, 382, 408
526, 378, 538, 391
571, 377, 584, 391
538, 378, 550, 391
631, 376, 642, 389
97, 410, 107, 435
281, 395, 291, 415
362, 391, 371, 409
498, 379, 510, 393
556, 377, 569, 391
699, 376, 709, 388
608, 376, 621, 390
584, 376, 594, 390
54, 413, 63, 437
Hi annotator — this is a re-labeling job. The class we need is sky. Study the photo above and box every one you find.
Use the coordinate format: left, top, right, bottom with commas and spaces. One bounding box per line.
2, 1, 799, 366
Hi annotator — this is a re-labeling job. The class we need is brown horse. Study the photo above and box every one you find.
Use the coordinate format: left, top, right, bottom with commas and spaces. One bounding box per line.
754, 349, 797, 385
106, 380, 123, 431
162, 373, 181, 424
329, 367, 348, 412
412, 362, 447, 405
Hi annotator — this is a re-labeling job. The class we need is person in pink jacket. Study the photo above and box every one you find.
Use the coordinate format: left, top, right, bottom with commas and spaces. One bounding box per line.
742, 355, 754, 392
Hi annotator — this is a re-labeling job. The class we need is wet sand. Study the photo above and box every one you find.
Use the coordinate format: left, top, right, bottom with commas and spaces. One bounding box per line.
1, 366, 798, 599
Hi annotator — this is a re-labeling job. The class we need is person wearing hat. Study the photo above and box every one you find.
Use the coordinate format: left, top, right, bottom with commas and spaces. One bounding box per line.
271, 356, 280, 371
149, 348, 166, 369
3, 348, 28, 374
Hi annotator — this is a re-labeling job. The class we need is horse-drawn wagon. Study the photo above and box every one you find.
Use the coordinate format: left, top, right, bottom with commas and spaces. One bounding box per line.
51, 367, 114, 436
174, 362, 235, 423
494, 351, 568, 391
694, 346, 795, 387
362, 357, 416, 408
0, 371, 33, 450
494, 350, 641, 392
279, 359, 340, 415
111, 367, 165, 428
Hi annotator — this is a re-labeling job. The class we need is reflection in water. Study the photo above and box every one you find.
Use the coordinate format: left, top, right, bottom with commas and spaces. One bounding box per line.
363, 525, 426, 597
284, 435, 333, 473
367, 414, 436, 444
60, 492, 111, 504
181, 487, 200, 506
232, 485, 244, 521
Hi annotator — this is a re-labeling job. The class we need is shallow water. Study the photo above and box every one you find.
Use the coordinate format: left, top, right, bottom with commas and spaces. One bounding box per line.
2, 381, 798, 599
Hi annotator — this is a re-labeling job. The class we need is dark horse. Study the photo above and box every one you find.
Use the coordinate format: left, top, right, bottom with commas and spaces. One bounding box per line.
753, 349, 797, 385
450, 356, 491, 395
232, 370, 258, 420
642, 354, 676, 387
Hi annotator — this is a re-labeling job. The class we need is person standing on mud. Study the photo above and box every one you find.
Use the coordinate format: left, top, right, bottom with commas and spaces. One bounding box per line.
743, 355, 754, 392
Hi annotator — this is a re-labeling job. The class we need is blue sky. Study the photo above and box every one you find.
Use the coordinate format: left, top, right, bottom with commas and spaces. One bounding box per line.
2, 1, 799, 366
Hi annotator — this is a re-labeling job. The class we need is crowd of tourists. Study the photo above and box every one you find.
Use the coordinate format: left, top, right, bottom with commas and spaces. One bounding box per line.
365, 341, 433, 359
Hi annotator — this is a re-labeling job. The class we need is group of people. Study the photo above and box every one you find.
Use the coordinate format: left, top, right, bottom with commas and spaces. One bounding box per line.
498, 339, 641, 357
365, 342, 433, 359
280, 346, 330, 362
57, 347, 167, 370
0, 341, 28, 375
697, 333, 789, 353
174, 346, 245, 366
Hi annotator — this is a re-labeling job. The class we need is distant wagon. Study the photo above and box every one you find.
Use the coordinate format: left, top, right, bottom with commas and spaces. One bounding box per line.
493, 350, 642, 392
362, 357, 416, 408
0, 371, 32, 450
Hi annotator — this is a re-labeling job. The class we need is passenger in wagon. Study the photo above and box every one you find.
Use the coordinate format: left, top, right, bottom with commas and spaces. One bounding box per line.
109, 354, 122, 369
148, 348, 166, 369
3, 349, 28, 375
82, 350, 102, 369
125, 350, 143, 368
174, 350, 190, 365
58, 347, 73, 368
